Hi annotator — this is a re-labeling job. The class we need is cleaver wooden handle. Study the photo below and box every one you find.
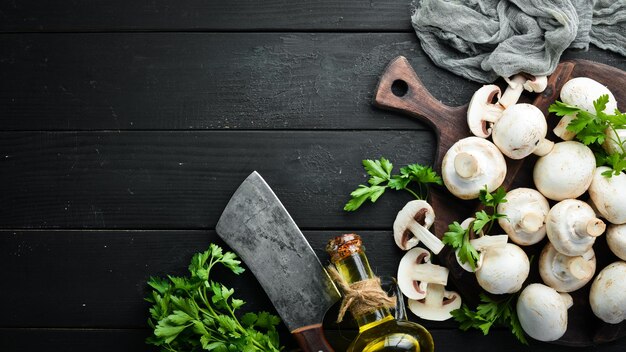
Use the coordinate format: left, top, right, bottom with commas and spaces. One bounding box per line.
292, 324, 334, 352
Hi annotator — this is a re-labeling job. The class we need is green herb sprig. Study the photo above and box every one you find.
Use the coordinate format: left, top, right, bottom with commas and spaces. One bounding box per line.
344, 157, 442, 211
549, 94, 626, 177
146, 244, 283, 352
451, 293, 527, 345
442, 186, 507, 270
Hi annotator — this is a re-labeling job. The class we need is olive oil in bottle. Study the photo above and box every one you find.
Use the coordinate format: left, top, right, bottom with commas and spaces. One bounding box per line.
326, 234, 434, 352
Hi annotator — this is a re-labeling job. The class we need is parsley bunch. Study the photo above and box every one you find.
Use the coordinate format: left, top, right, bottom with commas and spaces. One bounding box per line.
344, 157, 442, 211
442, 187, 507, 270
451, 293, 527, 345
549, 94, 626, 177
146, 244, 282, 352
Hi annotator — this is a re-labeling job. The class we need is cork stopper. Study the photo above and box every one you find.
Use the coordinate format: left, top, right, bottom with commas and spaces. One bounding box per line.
326, 233, 363, 263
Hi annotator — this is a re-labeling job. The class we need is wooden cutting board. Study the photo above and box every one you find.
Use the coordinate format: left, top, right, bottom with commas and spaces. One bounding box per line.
373, 56, 626, 346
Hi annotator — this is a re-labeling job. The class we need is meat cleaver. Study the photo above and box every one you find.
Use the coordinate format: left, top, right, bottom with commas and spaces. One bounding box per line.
216, 171, 340, 352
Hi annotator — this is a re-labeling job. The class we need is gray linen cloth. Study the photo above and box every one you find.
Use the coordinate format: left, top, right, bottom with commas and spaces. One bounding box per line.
411, 0, 626, 83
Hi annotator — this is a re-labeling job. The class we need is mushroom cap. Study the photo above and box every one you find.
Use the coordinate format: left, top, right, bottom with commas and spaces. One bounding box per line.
492, 104, 549, 159
397, 247, 449, 300
533, 141, 595, 201
517, 284, 570, 342
590, 261, 626, 324
539, 242, 596, 292
588, 167, 626, 225
560, 77, 618, 115
407, 283, 462, 321
442, 137, 507, 200
467, 85, 503, 138
606, 224, 626, 261
497, 188, 549, 246
475, 243, 529, 294
393, 200, 435, 250
603, 128, 626, 155
546, 199, 605, 256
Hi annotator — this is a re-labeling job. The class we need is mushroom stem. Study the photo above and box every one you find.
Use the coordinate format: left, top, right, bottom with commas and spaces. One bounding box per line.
483, 105, 504, 123
520, 212, 543, 233
454, 152, 480, 179
470, 234, 508, 251
574, 217, 606, 238
424, 283, 445, 307
553, 115, 577, 140
566, 256, 596, 281
407, 222, 444, 255
533, 139, 555, 157
408, 263, 449, 286
499, 75, 527, 108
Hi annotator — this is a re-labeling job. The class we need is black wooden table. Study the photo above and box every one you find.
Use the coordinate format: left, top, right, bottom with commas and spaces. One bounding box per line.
1, 2, 625, 351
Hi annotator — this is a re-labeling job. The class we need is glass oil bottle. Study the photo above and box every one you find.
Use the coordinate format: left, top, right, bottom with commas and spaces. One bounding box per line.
326, 233, 434, 352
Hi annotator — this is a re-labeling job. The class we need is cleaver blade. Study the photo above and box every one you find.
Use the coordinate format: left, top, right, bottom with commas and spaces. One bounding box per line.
216, 171, 340, 352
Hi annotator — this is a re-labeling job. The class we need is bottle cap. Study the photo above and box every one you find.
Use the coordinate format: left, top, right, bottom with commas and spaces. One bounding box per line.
326, 233, 363, 262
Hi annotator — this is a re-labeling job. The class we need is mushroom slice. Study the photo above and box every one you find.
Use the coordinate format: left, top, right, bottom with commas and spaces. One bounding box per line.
533, 141, 596, 201
475, 243, 529, 294
467, 85, 504, 138
546, 199, 606, 256
397, 247, 449, 300
393, 200, 444, 254
607, 224, 626, 261
588, 166, 626, 225
517, 284, 572, 342
454, 218, 508, 272
442, 137, 507, 200
408, 283, 461, 321
500, 74, 548, 109
497, 188, 550, 246
539, 242, 596, 293
590, 261, 626, 324
553, 77, 618, 141
492, 104, 554, 159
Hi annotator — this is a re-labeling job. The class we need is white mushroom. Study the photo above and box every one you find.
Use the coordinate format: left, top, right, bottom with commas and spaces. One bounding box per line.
467, 85, 504, 138
553, 77, 618, 141
589, 261, 626, 324
606, 224, 626, 261
539, 242, 596, 292
603, 128, 626, 155
408, 283, 462, 321
500, 74, 548, 109
475, 243, 529, 294
492, 104, 554, 159
588, 167, 626, 225
442, 137, 507, 200
545, 199, 605, 257
497, 188, 550, 246
533, 141, 596, 201
393, 200, 444, 254
454, 217, 508, 272
517, 284, 573, 342
397, 247, 449, 300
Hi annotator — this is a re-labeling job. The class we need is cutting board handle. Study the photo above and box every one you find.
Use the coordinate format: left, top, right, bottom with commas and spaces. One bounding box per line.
373, 55, 468, 172
292, 324, 334, 352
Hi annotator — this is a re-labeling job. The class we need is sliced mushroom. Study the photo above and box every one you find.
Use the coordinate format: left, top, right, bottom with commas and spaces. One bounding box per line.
497, 188, 550, 246
454, 218, 508, 272
590, 261, 626, 324
397, 247, 449, 300
533, 141, 596, 201
408, 283, 461, 321
442, 137, 507, 200
607, 224, 626, 261
492, 104, 554, 159
467, 85, 504, 138
500, 74, 548, 109
539, 242, 596, 292
588, 167, 626, 225
475, 243, 529, 294
517, 284, 573, 342
553, 77, 618, 141
546, 199, 605, 256
393, 200, 444, 254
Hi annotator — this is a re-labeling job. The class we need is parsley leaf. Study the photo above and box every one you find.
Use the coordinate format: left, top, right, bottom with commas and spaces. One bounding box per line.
146, 245, 282, 351
344, 158, 441, 211
451, 293, 527, 345
549, 94, 626, 177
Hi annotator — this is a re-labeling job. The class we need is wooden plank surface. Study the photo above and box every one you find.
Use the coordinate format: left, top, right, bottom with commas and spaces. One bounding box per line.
0, 131, 434, 229
0, 1, 413, 32
1, 34, 624, 131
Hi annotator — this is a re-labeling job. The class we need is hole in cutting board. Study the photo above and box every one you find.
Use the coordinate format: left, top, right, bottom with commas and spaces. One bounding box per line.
391, 80, 409, 97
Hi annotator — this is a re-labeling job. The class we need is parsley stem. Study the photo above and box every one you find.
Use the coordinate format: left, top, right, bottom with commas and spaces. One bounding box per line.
404, 187, 421, 200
